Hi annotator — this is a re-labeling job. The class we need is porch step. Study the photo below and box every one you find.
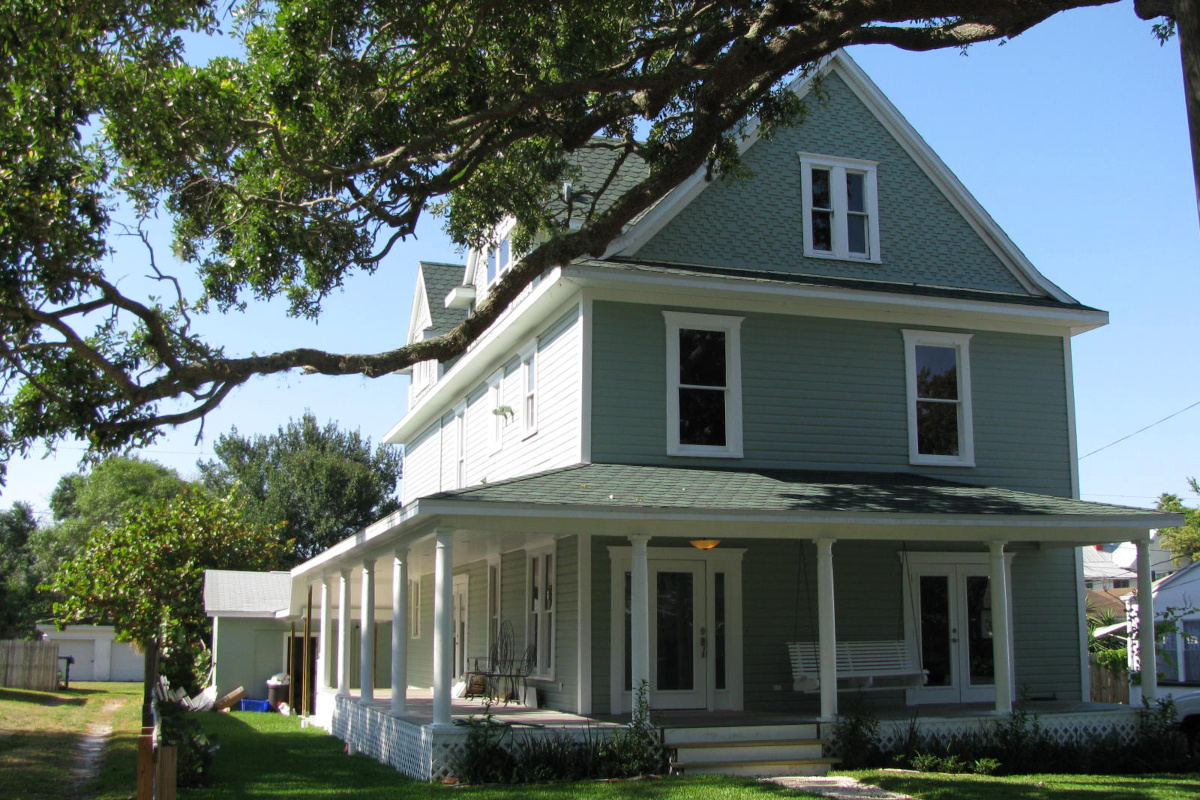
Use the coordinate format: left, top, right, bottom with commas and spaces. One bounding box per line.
663, 723, 819, 745
673, 758, 840, 778
664, 724, 836, 777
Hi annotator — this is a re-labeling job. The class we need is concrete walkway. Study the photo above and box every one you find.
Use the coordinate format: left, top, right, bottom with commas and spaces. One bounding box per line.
762, 776, 916, 800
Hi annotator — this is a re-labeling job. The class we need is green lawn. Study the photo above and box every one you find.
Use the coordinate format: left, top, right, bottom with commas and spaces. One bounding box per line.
0, 681, 142, 800
842, 769, 1200, 800
189, 711, 819, 799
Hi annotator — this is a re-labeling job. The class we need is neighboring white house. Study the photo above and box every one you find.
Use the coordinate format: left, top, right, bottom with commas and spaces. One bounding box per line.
1082, 545, 1137, 591
36, 624, 144, 682
1135, 559, 1200, 688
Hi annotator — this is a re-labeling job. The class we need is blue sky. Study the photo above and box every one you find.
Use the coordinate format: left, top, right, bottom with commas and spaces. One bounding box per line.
3, 4, 1197, 522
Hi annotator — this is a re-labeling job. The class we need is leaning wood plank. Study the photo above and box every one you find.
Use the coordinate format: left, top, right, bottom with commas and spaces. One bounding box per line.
213, 686, 246, 711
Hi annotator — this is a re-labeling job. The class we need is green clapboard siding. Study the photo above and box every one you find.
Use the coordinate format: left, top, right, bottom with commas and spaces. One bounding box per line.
591, 300, 1071, 497
634, 72, 1030, 295
588, 538, 1081, 712
1012, 547, 1083, 701
501, 550, 527, 653
533, 536, 578, 711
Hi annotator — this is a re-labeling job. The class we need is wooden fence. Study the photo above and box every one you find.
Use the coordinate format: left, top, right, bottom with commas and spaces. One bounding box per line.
1089, 655, 1130, 704
0, 640, 60, 691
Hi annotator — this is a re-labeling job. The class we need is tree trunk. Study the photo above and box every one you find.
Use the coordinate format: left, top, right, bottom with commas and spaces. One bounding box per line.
141, 639, 159, 727
1176, 0, 1200, 225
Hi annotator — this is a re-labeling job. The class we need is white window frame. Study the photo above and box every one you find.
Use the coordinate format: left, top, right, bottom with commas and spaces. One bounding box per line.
903, 329, 975, 467
409, 577, 422, 639
663, 311, 744, 458
483, 218, 518, 287
520, 343, 538, 439
527, 545, 556, 679
452, 402, 466, 489
487, 560, 501, 653
798, 152, 881, 263
487, 370, 504, 455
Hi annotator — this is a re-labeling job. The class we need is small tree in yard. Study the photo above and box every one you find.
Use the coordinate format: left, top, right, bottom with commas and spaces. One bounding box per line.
49, 489, 288, 722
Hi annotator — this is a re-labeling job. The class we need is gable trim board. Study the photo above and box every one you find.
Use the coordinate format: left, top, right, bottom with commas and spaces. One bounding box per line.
569, 263, 1105, 336
604, 50, 1072, 305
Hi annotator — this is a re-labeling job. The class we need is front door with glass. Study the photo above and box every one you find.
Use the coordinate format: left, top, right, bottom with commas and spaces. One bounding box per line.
908, 563, 997, 704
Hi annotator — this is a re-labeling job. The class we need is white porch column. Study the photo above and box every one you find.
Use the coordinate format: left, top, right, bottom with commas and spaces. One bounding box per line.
629, 534, 652, 704
391, 545, 410, 716
432, 529, 454, 726
1137, 537, 1159, 702
359, 558, 376, 703
337, 568, 352, 696
816, 538, 838, 720
318, 577, 333, 689
989, 541, 1013, 714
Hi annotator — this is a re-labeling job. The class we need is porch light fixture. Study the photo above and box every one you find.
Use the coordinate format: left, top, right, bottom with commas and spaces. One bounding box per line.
690, 539, 720, 550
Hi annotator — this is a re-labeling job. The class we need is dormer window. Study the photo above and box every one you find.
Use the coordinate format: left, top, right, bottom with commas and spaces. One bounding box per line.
484, 220, 517, 285
798, 153, 880, 263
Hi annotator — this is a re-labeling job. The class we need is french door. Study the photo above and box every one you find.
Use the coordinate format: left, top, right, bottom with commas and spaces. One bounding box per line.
610, 548, 743, 713
646, 560, 708, 708
907, 562, 999, 704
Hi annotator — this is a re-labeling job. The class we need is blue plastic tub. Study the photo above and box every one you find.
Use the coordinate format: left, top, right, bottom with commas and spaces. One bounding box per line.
239, 698, 272, 712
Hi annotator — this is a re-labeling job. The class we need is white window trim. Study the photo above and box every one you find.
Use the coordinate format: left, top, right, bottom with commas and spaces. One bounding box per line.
903, 329, 975, 467
487, 370, 505, 455
526, 544, 556, 680
663, 311, 744, 458
798, 152, 881, 263
409, 577, 422, 639
520, 342, 538, 439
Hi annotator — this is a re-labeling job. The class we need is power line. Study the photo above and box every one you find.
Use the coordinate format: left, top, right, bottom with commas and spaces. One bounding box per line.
1079, 398, 1200, 461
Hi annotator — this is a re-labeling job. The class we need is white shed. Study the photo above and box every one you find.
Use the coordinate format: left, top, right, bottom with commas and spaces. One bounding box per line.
36, 624, 145, 682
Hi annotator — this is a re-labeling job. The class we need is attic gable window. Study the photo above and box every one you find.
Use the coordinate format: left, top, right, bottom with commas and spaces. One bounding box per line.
903, 330, 975, 467
664, 311, 744, 458
798, 153, 880, 263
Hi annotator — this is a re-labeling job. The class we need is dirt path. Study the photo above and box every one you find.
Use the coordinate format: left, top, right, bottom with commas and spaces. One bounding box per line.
70, 700, 124, 798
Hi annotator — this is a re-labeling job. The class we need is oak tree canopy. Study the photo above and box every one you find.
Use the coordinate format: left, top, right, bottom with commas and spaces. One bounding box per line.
0, 0, 1185, 479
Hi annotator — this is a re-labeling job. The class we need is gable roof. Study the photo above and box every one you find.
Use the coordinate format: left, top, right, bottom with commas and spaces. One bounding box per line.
602, 50, 1075, 305
203, 569, 291, 618
407, 261, 468, 346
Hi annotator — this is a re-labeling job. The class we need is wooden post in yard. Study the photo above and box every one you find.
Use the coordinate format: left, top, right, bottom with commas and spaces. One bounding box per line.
303, 585, 313, 716
136, 728, 154, 800
154, 744, 177, 800
288, 621, 296, 711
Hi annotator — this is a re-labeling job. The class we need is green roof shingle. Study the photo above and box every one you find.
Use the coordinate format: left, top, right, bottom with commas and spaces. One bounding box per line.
425, 463, 1167, 519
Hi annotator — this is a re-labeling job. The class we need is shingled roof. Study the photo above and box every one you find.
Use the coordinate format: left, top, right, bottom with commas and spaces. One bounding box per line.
418, 261, 468, 337
425, 463, 1172, 521
204, 570, 291, 618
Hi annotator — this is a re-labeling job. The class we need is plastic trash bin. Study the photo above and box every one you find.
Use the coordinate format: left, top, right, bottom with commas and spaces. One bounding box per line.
240, 699, 271, 712
266, 673, 291, 709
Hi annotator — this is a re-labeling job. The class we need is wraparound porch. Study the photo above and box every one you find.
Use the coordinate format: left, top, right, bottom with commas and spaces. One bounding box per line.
315, 685, 1143, 780
280, 464, 1178, 778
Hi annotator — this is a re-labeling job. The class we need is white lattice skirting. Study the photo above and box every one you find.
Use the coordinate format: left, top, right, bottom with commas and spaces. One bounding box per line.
830, 708, 1142, 759
329, 698, 622, 781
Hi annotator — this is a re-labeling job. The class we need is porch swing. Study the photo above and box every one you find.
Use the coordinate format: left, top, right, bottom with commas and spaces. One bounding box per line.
785, 541, 928, 693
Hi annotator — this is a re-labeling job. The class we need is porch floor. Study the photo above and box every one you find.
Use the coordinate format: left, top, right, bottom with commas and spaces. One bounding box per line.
336, 688, 1133, 729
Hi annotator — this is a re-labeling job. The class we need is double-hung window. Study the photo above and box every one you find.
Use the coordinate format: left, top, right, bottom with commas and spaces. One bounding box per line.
520, 344, 537, 438
452, 403, 466, 489
903, 330, 974, 466
664, 311, 744, 458
409, 578, 422, 638
799, 153, 880, 262
527, 547, 555, 677
487, 371, 504, 454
